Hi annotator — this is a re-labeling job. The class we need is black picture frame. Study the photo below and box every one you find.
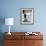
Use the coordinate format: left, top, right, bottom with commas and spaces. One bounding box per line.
20, 8, 34, 25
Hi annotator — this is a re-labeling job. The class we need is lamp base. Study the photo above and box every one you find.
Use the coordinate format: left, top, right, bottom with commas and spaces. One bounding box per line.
8, 32, 11, 35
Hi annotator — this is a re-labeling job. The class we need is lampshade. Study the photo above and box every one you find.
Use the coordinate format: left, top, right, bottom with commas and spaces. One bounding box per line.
5, 18, 14, 25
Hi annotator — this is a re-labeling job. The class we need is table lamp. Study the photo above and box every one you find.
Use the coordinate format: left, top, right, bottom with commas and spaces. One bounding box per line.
5, 18, 14, 35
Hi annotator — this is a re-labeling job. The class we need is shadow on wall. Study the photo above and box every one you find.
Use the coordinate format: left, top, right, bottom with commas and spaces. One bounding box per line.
0, 16, 5, 46
0, 33, 4, 46
0, 16, 5, 32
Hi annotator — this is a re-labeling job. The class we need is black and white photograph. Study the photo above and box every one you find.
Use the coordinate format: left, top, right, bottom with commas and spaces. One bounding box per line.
20, 8, 34, 24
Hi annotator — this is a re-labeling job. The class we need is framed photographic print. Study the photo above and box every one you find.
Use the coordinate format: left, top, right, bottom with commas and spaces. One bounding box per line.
20, 8, 34, 24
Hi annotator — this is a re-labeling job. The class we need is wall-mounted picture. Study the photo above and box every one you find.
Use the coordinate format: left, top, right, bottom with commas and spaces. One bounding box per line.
20, 8, 34, 24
